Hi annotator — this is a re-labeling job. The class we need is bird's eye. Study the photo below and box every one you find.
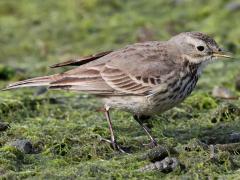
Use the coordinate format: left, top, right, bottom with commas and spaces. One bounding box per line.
197, 46, 205, 51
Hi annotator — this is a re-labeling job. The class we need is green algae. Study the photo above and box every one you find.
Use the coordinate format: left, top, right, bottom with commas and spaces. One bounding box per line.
0, 0, 240, 179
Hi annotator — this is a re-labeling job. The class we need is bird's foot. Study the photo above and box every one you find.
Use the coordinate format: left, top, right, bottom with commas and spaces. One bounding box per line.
143, 139, 158, 148
100, 137, 128, 153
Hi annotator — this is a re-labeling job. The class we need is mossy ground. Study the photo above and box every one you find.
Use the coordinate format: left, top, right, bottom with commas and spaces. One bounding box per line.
0, 0, 240, 179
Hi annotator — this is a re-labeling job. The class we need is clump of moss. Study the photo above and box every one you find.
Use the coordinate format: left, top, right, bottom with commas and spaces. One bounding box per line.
0, 64, 15, 80
184, 92, 218, 110
0, 145, 24, 171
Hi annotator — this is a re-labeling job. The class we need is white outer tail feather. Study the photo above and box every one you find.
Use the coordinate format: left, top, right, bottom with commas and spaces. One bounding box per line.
3, 75, 59, 90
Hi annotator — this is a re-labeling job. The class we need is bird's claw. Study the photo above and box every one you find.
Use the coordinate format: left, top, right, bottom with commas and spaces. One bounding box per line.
100, 137, 128, 154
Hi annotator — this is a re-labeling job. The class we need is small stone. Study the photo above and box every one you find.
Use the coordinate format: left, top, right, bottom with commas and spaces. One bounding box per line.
212, 86, 238, 99
225, 2, 240, 11
161, 157, 179, 173
9, 139, 34, 154
0, 122, 9, 131
145, 145, 177, 162
235, 74, 240, 91
139, 157, 180, 173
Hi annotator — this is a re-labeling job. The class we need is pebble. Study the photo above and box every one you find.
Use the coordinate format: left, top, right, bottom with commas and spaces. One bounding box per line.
139, 157, 180, 173
212, 86, 238, 99
225, 1, 240, 11
9, 139, 34, 154
145, 145, 177, 162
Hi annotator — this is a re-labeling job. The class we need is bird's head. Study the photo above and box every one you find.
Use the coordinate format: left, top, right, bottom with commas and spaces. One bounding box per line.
169, 32, 232, 65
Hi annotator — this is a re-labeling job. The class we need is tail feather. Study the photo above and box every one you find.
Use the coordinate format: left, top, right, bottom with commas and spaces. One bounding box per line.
3, 74, 60, 90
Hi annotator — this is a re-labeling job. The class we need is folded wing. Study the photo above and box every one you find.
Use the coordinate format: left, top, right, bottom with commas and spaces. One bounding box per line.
49, 42, 179, 96
5, 42, 179, 96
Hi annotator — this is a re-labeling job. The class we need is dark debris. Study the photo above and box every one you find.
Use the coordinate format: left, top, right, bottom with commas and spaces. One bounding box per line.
235, 74, 240, 91
0, 122, 9, 131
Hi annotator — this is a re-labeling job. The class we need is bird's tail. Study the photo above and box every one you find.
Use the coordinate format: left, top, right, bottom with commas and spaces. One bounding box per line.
3, 74, 60, 91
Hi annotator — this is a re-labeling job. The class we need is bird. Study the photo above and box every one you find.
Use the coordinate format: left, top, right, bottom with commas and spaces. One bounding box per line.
4, 32, 232, 152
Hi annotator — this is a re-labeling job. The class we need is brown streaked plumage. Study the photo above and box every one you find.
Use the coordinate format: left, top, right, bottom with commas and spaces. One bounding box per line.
4, 32, 232, 152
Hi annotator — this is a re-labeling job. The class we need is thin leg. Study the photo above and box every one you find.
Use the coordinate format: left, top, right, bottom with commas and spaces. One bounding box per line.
104, 110, 116, 149
134, 115, 158, 147
102, 107, 126, 153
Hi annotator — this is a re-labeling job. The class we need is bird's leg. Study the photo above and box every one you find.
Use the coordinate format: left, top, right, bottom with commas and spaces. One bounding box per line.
134, 115, 158, 147
104, 109, 116, 148
102, 107, 126, 153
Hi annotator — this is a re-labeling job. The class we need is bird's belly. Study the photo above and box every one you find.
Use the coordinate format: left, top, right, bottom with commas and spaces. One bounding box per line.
102, 94, 179, 115
102, 96, 148, 114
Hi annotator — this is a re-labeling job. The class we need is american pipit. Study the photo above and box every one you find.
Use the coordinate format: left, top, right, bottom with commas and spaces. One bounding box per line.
4, 32, 232, 152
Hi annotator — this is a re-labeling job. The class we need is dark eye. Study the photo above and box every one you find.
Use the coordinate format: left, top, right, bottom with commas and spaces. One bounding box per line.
197, 46, 205, 51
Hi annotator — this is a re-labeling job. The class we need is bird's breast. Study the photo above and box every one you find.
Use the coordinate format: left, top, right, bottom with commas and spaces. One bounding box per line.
146, 70, 199, 114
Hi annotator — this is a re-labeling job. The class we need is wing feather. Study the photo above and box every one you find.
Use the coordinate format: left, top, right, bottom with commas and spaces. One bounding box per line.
100, 66, 152, 95
50, 51, 113, 68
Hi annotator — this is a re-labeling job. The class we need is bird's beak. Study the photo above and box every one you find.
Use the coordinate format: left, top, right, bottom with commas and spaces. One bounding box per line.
212, 51, 233, 59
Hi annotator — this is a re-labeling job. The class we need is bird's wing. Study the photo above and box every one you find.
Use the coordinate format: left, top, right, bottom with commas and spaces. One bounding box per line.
50, 50, 113, 68
50, 42, 180, 95
49, 64, 115, 95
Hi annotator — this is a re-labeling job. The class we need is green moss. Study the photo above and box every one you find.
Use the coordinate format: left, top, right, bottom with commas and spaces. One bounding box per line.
184, 92, 218, 110
0, 64, 15, 80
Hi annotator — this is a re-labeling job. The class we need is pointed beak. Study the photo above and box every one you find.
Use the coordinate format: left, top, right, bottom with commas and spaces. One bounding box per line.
212, 51, 233, 59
